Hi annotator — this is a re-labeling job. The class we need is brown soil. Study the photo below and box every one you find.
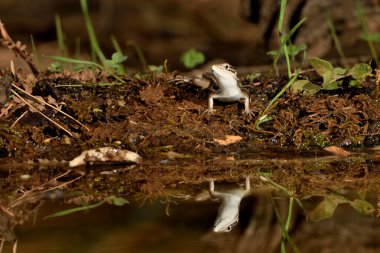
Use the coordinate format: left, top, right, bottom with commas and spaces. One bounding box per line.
0, 66, 379, 163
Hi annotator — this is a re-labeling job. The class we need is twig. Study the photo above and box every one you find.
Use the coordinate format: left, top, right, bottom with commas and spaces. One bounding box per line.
10, 90, 73, 137
10, 111, 27, 128
9, 170, 82, 208
12, 84, 89, 131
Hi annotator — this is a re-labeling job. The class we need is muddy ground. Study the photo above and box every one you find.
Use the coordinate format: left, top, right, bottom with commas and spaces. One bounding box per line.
0, 63, 379, 163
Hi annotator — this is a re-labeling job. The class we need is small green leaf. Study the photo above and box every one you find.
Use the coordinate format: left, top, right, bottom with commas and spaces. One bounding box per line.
148, 65, 163, 73
180, 49, 205, 69
266, 50, 278, 56
309, 57, 334, 77
288, 43, 307, 56
323, 81, 342, 90
349, 80, 362, 88
349, 199, 375, 215
48, 61, 63, 73
308, 197, 339, 222
108, 196, 129, 206
348, 63, 372, 82
111, 52, 128, 64
334, 67, 347, 75
246, 72, 261, 81
291, 80, 321, 95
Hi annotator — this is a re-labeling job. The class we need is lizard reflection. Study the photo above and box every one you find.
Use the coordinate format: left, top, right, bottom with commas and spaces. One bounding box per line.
209, 177, 251, 232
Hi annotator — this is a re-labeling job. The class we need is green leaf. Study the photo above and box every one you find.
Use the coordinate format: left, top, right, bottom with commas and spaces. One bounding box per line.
48, 61, 63, 73
322, 81, 342, 90
348, 63, 372, 82
148, 65, 163, 73
288, 43, 307, 56
44, 201, 105, 219
180, 49, 205, 69
246, 72, 261, 81
291, 80, 321, 95
111, 52, 128, 64
348, 80, 362, 88
108, 196, 129, 206
308, 197, 339, 222
360, 32, 380, 42
309, 57, 334, 77
266, 50, 278, 56
349, 199, 375, 215
334, 67, 347, 75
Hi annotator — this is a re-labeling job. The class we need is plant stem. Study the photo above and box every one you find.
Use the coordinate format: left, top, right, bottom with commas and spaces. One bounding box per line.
30, 35, 40, 70
356, 0, 379, 66
326, 13, 348, 68
80, 0, 107, 66
257, 69, 300, 125
55, 14, 67, 57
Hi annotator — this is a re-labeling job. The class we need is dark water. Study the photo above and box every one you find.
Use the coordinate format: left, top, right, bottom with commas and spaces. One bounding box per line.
2, 148, 380, 253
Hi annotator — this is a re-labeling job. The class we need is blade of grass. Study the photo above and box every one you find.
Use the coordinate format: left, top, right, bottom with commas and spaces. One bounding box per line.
75, 37, 81, 57
44, 200, 105, 219
278, 0, 292, 77
326, 13, 348, 68
257, 68, 301, 125
127, 40, 149, 72
55, 14, 67, 57
278, 0, 287, 34
30, 35, 40, 70
271, 18, 307, 77
111, 35, 123, 53
80, 0, 107, 66
45, 55, 103, 69
356, 0, 379, 66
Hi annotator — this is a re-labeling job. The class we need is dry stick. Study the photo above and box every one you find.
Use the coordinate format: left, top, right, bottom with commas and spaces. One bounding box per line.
9, 170, 79, 208
10, 111, 27, 128
10, 90, 73, 137
12, 84, 89, 131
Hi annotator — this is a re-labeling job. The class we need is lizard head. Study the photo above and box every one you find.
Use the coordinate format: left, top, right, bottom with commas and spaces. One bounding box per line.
213, 208, 239, 233
211, 63, 237, 81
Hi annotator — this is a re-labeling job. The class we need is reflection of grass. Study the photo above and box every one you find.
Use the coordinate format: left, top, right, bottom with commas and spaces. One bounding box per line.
260, 175, 301, 253
44, 196, 128, 219
272, 197, 300, 253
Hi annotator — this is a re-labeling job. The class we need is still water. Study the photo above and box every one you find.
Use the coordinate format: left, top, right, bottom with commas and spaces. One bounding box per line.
1, 148, 380, 252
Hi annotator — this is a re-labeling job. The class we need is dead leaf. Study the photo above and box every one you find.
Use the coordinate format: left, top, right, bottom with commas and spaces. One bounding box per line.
324, 146, 351, 157
69, 147, 141, 167
214, 135, 243, 145
166, 151, 193, 159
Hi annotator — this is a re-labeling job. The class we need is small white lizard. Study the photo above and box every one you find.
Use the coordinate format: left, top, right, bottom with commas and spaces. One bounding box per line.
209, 177, 251, 232
206, 63, 252, 115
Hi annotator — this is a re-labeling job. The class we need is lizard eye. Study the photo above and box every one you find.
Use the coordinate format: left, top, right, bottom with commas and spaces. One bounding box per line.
226, 226, 232, 231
